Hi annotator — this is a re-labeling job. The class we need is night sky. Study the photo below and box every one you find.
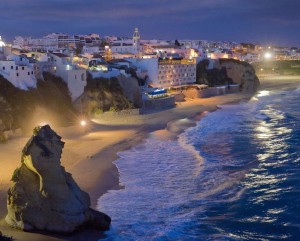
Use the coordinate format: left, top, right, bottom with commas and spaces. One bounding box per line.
1, 0, 300, 47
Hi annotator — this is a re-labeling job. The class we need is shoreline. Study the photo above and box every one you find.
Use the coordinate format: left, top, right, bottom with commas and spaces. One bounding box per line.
1, 76, 300, 240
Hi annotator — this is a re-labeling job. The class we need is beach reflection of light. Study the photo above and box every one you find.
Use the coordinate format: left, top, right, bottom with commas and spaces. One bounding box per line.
255, 124, 272, 139
261, 108, 285, 120
257, 90, 270, 97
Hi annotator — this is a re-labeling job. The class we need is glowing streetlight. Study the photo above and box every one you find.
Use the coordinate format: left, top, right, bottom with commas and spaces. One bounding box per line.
264, 52, 272, 59
80, 120, 87, 134
80, 120, 86, 126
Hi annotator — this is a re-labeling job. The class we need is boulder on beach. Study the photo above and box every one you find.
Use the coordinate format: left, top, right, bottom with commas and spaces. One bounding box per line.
5, 125, 111, 233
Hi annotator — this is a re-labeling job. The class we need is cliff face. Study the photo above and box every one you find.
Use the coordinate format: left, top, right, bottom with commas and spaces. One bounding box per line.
0, 73, 76, 136
117, 75, 142, 108
196, 58, 260, 92
6, 125, 111, 233
76, 75, 142, 116
0, 96, 13, 141
0, 72, 141, 139
215, 59, 260, 92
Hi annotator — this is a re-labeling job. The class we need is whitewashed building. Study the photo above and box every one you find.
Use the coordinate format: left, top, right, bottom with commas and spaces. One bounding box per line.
0, 54, 36, 90
111, 28, 141, 56
49, 53, 87, 100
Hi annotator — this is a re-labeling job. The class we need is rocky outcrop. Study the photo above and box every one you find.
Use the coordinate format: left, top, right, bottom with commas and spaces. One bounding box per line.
117, 75, 142, 108
6, 125, 111, 233
0, 73, 76, 133
0, 95, 13, 141
76, 75, 142, 116
196, 59, 260, 92
215, 59, 260, 92
0, 231, 13, 241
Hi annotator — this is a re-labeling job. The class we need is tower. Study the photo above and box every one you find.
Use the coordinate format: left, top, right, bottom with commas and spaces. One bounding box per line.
0, 36, 6, 47
132, 28, 140, 53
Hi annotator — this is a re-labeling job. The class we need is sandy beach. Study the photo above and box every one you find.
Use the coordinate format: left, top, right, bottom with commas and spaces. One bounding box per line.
1, 76, 300, 241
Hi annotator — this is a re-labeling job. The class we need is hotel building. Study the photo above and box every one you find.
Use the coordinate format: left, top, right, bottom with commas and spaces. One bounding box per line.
129, 57, 196, 88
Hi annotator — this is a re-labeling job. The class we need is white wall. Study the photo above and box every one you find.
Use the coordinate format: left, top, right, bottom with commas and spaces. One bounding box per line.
50, 54, 87, 100
127, 58, 158, 85
67, 70, 86, 100
0, 60, 36, 90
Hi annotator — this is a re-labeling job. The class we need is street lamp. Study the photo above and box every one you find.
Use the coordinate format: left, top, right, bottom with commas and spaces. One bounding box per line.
80, 120, 86, 126
264, 52, 272, 59
80, 120, 87, 134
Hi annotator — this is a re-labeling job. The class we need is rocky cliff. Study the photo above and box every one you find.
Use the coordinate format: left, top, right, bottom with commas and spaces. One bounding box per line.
196, 58, 260, 92
0, 72, 141, 140
76, 74, 142, 116
6, 125, 111, 233
0, 72, 76, 136
215, 59, 260, 92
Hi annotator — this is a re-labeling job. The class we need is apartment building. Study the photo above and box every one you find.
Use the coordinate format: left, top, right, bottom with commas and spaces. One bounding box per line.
49, 53, 87, 100
0, 54, 36, 90
129, 57, 196, 88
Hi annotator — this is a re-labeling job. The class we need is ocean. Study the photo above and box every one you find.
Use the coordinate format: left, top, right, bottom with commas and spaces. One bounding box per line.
98, 87, 300, 241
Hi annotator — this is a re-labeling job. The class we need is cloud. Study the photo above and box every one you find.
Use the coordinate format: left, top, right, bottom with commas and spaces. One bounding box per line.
0, 0, 299, 46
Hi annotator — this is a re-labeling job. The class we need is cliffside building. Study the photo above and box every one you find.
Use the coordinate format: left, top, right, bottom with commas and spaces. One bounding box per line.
49, 53, 87, 101
0, 54, 36, 90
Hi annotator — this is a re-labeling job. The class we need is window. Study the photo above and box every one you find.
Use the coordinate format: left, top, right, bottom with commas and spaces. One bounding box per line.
16, 66, 18, 70
75, 75, 77, 80
16, 73, 19, 77
2, 67, 5, 70
31, 71, 33, 74
22, 67, 24, 70
11, 66, 13, 69
28, 72, 30, 75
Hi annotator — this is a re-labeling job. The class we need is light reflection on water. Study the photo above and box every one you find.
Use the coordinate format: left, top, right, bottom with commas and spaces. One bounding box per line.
98, 88, 300, 241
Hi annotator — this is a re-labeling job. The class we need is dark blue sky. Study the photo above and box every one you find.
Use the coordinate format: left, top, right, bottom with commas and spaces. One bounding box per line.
1, 0, 300, 47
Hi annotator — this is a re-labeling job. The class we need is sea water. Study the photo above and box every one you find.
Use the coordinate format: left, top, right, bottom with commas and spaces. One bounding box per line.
98, 87, 300, 241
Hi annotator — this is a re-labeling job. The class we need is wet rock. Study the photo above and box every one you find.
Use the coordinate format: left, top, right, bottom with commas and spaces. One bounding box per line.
5, 125, 111, 233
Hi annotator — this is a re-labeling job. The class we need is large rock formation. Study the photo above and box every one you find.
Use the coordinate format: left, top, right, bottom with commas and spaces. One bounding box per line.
6, 125, 111, 233
215, 59, 260, 92
116, 75, 142, 108
196, 59, 260, 92
76, 75, 142, 116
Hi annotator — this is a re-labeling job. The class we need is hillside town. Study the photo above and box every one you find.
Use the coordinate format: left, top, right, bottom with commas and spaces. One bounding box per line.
0, 28, 297, 106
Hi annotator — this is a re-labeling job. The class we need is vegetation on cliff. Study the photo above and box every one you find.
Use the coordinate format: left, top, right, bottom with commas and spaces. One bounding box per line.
196, 59, 234, 87
76, 74, 141, 116
0, 72, 76, 134
196, 58, 260, 92
0, 71, 141, 138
